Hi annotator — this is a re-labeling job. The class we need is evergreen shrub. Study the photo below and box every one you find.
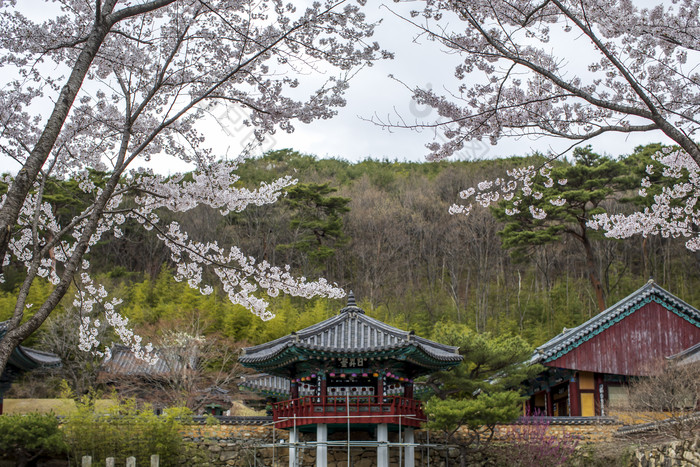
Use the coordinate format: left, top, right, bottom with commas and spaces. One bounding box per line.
0, 412, 67, 466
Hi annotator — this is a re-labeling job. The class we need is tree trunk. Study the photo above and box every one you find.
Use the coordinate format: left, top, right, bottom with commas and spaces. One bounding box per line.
0, 5, 118, 272
580, 225, 606, 312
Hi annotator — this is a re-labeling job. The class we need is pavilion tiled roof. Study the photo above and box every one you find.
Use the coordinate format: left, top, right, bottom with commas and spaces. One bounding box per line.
531, 280, 700, 364
239, 292, 462, 365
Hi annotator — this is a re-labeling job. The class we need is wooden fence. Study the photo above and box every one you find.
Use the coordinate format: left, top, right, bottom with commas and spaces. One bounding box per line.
80, 454, 160, 467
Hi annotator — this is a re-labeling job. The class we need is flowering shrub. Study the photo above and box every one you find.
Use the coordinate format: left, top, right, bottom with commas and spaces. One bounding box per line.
496, 415, 579, 467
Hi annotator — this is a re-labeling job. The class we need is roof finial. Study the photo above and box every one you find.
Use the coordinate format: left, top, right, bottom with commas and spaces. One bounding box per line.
340, 290, 364, 314
347, 291, 356, 308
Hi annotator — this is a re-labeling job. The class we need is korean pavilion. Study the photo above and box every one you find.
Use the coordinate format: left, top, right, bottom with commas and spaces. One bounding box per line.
239, 293, 463, 467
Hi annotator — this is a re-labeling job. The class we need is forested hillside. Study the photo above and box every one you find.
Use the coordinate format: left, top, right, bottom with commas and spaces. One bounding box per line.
2, 146, 699, 351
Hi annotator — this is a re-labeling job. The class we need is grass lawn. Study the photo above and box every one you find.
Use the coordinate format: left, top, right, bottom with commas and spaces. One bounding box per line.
3, 398, 117, 415
4, 398, 263, 416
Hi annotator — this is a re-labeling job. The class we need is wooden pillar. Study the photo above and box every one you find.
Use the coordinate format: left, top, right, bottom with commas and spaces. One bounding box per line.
404, 382, 414, 399
377, 423, 388, 467
320, 374, 327, 400
568, 376, 581, 417
376, 374, 384, 402
290, 381, 299, 400
545, 389, 553, 416
0, 381, 9, 416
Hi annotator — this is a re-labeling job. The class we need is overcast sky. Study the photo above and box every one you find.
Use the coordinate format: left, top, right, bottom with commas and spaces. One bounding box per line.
181, 0, 675, 173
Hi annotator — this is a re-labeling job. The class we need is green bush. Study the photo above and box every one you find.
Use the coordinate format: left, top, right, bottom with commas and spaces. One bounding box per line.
62, 397, 204, 466
0, 412, 67, 466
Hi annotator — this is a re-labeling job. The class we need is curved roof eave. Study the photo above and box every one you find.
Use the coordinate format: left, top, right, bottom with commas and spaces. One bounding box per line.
240, 309, 461, 367
0, 321, 62, 371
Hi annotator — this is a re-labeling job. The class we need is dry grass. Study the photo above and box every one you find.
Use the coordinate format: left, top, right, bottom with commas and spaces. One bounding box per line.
229, 400, 264, 416
3, 398, 117, 415
4, 398, 264, 417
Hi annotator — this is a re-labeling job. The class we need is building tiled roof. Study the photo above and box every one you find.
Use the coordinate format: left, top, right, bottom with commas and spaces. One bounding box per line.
239, 293, 462, 365
0, 321, 61, 371
101, 344, 190, 377
668, 341, 700, 365
532, 280, 700, 364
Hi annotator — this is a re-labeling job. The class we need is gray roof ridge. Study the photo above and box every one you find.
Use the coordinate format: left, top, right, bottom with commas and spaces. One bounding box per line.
1, 320, 62, 368
535, 281, 654, 353
241, 306, 463, 363
533, 280, 700, 363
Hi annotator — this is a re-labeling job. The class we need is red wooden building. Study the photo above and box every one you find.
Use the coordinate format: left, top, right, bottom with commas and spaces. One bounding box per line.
239, 293, 462, 467
526, 280, 700, 417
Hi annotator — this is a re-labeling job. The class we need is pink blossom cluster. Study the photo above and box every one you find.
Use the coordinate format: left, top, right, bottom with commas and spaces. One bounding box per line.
449, 163, 567, 219
589, 149, 700, 251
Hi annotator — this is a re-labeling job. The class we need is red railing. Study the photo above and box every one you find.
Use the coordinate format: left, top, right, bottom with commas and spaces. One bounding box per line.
272, 395, 425, 429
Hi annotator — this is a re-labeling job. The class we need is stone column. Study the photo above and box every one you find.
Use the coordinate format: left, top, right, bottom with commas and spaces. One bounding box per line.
316, 423, 328, 467
404, 427, 415, 467
289, 427, 298, 467
377, 423, 388, 467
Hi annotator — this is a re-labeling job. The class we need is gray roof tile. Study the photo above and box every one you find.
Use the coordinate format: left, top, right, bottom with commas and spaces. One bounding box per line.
240, 304, 461, 365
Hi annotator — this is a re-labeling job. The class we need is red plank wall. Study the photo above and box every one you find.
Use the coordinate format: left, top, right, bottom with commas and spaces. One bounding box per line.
548, 301, 700, 376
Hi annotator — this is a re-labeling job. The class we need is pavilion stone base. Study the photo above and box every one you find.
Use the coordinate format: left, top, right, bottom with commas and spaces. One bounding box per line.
292, 429, 427, 467
183, 425, 453, 466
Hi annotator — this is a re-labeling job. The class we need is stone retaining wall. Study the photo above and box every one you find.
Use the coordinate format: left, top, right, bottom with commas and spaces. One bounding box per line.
631, 440, 700, 467
491, 419, 623, 443
181, 419, 626, 466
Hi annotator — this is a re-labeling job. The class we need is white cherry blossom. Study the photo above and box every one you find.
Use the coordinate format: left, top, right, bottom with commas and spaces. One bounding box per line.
0, 0, 385, 372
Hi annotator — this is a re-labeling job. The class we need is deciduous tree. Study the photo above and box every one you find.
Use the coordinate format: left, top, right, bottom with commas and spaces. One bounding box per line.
494, 147, 629, 311
624, 358, 700, 454
390, 0, 700, 253
0, 0, 385, 375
